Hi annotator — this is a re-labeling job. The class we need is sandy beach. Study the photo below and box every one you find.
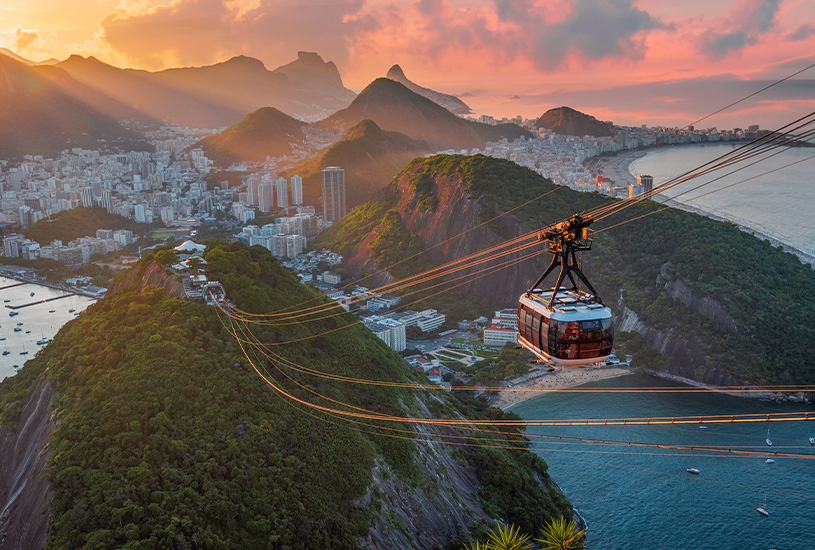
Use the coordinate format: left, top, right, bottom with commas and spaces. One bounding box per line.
495, 365, 632, 410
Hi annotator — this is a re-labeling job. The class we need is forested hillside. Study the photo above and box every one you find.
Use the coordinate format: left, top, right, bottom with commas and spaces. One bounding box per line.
320, 154, 815, 387
0, 243, 573, 548
25, 206, 147, 244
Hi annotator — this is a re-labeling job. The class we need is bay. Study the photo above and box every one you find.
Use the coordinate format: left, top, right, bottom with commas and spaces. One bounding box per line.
0, 276, 96, 381
511, 374, 815, 549
628, 143, 815, 258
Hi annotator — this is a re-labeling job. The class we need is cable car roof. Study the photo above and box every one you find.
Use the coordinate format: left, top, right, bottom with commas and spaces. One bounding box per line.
519, 290, 612, 322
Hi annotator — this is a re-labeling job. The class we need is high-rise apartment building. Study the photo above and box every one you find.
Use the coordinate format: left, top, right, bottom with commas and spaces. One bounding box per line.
291, 175, 303, 205
276, 177, 289, 209
247, 176, 260, 206
258, 182, 273, 214
321, 167, 346, 222
637, 175, 653, 194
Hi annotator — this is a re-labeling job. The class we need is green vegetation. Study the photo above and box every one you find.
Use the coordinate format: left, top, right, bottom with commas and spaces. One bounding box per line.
0, 241, 574, 547
325, 153, 815, 386
462, 517, 586, 550
463, 344, 533, 387
25, 206, 147, 244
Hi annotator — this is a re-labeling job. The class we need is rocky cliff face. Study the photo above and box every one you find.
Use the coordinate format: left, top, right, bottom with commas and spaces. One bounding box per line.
105, 260, 185, 299
0, 377, 56, 550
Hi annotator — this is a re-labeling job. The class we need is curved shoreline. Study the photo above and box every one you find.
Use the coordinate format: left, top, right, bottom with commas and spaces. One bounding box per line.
588, 146, 815, 267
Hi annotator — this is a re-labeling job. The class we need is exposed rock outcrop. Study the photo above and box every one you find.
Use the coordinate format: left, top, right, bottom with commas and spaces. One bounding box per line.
0, 377, 56, 550
656, 263, 737, 334
105, 260, 185, 299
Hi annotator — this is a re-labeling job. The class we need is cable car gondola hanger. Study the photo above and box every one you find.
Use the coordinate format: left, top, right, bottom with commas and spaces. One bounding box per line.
518, 214, 614, 366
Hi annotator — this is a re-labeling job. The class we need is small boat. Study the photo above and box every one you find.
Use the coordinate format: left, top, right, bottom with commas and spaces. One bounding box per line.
765, 459, 775, 464
766, 427, 772, 447
686, 468, 700, 474
757, 495, 769, 517
810, 437, 814, 446
29, 292, 34, 297
12, 364, 19, 369
699, 425, 708, 429
16, 322, 22, 326
49, 309, 55, 313
24, 330, 30, 334
2, 299, 9, 303
36, 339, 48, 346
8, 311, 18, 317
0, 337, 5, 341
2, 351, 9, 356
68, 309, 75, 313
13, 328, 21, 332
19, 350, 28, 355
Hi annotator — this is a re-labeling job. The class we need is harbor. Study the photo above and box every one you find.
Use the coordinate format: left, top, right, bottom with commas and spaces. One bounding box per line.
0, 276, 97, 380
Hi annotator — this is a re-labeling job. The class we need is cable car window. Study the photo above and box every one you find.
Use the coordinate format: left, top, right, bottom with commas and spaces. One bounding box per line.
541, 315, 549, 348
602, 318, 613, 338
579, 341, 602, 359
579, 319, 603, 342
518, 307, 527, 340
557, 321, 579, 341
532, 312, 541, 349
555, 342, 579, 359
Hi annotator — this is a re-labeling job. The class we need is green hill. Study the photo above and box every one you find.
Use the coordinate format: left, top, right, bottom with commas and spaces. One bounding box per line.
0, 243, 573, 548
24, 206, 147, 244
198, 107, 309, 165
319, 154, 815, 387
320, 78, 530, 151
284, 119, 431, 209
534, 106, 613, 137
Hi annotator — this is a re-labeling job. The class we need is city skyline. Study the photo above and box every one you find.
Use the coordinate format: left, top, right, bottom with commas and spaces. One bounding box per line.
1, 1, 813, 127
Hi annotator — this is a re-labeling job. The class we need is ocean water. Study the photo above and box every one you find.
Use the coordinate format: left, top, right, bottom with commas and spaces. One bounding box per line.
628, 143, 815, 257
512, 374, 815, 549
0, 277, 96, 381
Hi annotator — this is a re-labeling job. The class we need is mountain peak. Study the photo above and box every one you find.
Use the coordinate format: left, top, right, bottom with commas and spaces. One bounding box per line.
272, 51, 348, 91
381, 66, 471, 115
386, 64, 406, 80
534, 106, 613, 137
220, 55, 266, 70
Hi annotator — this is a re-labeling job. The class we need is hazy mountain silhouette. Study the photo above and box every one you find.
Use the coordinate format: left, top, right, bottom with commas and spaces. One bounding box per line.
0, 54, 149, 159
57, 53, 356, 127
321, 78, 528, 150
285, 119, 431, 208
385, 64, 471, 114
197, 107, 309, 165
273, 51, 354, 98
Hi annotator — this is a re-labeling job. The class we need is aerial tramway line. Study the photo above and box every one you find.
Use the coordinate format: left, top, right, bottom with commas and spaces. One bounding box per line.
208, 63, 815, 458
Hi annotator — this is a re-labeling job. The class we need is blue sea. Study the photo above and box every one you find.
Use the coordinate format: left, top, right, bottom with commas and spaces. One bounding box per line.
0, 276, 96, 381
629, 143, 815, 258
512, 374, 815, 549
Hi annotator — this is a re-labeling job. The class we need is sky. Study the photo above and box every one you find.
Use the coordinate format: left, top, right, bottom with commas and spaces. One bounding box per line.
1, 0, 814, 127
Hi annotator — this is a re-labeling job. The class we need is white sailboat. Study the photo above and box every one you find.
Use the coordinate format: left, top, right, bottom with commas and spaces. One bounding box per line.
809, 437, 814, 446
757, 494, 769, 517
766, 427, 772, 446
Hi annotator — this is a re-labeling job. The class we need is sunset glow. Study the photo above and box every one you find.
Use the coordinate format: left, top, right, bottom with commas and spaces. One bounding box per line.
2, 0, 814, 125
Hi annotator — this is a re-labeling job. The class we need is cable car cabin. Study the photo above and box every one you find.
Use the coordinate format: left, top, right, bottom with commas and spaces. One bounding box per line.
518, 290, 613, 366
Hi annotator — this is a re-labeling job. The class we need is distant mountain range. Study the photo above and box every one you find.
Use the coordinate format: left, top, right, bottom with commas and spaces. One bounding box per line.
535, 106, 614, 137
385, 64, 471, 114
321, 78, 529, 150
0, 53, 150, 159
284, 119, 431, 208
56, 52, 356, 127
197, 107, 309, 165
